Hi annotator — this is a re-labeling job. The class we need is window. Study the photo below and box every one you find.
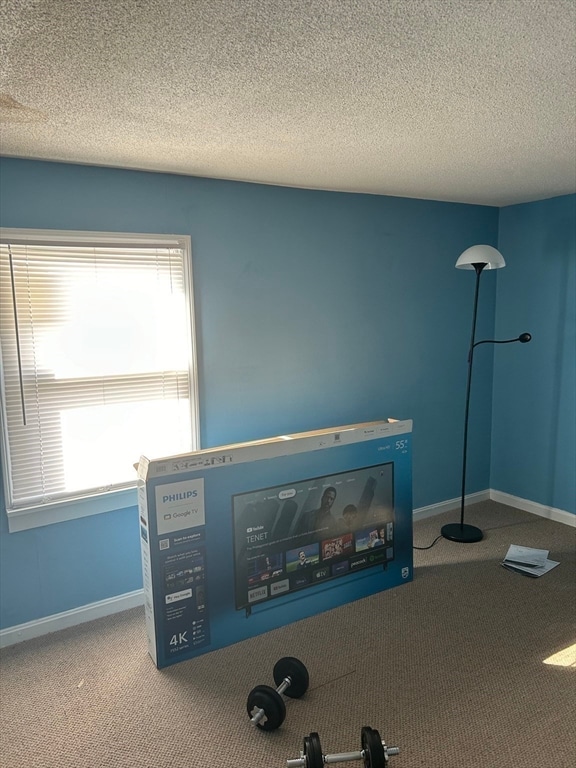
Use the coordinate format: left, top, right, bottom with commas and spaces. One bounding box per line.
0, 229, 199, 532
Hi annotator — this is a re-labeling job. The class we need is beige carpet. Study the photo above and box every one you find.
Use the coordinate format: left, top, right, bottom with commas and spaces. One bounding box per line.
1, 501, 575, 768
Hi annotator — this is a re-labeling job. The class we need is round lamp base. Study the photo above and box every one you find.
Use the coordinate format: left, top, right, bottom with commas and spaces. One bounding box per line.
441, 523, 484, 543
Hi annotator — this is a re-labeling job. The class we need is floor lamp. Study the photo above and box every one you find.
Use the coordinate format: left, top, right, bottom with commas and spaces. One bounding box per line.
441, 245, 532, 543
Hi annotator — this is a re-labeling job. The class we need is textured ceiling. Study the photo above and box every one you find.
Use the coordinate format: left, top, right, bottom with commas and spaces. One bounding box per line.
1, 0, 575, 206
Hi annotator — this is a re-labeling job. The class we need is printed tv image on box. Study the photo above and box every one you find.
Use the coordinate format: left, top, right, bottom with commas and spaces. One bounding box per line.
233, 462, 395, 613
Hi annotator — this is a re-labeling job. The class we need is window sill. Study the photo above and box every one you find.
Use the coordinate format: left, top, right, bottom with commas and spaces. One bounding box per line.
5, 486, 138, 533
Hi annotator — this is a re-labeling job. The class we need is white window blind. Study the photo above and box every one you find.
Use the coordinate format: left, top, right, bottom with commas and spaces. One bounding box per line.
0, 230, 198, 525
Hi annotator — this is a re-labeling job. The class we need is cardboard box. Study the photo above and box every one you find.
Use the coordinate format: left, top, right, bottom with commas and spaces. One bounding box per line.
137, 419, 413, 668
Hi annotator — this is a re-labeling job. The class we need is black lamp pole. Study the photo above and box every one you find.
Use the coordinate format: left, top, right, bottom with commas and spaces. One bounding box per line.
441, 262, 531, 543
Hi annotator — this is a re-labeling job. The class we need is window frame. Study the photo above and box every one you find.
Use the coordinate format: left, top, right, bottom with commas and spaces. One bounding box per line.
0, 228, 200, 533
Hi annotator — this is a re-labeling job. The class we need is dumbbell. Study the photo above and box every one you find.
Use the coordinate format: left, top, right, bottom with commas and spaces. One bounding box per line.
286, 726, 400, 768
247, 657, 309, 731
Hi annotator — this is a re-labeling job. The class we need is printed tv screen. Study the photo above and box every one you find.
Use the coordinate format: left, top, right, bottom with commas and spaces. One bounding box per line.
232, 462, 394, 611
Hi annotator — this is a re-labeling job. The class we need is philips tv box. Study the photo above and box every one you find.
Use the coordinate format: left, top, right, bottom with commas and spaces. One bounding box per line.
137, 419, 413, 669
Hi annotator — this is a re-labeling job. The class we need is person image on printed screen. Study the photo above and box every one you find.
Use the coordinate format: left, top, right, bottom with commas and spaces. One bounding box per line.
339, 503, 358, 532
297, 550, 308, 568
370, 527, 386, 547
296, 487, 338, 534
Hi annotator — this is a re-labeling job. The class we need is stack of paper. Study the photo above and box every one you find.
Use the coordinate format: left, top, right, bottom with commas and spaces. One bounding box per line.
501, 544, 560, 577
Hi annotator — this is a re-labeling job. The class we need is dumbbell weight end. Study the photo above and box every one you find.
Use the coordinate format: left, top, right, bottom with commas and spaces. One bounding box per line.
249, 676, 292, 726
247, 658, 309, 731
250, 676, 291, 726
250, 709, 265, 727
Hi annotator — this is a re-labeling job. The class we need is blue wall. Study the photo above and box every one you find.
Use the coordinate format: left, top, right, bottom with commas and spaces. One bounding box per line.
492, 195, 576, 514
0, 157, 567, 631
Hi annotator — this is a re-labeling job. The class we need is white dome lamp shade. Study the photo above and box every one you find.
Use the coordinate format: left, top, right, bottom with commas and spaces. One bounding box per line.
455, 244, 506, 271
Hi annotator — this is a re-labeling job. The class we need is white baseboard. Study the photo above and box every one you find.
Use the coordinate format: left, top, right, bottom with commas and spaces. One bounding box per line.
2, 491, 573, 648
0, 589, 144, 649
412, 489, 490, 521
489, 489, 576, 527
412, 488, 575, 527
